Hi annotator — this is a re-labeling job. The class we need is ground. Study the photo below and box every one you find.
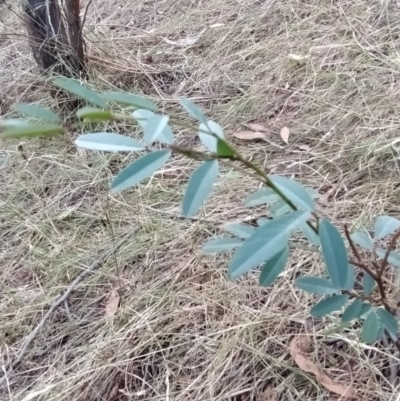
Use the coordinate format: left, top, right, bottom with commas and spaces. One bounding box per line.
1, 0, 400, 400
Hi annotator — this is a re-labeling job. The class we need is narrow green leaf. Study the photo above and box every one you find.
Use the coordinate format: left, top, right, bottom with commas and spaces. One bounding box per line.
52, 77, 106, 108
111, 150, 171, 193
132, 109, 155, 129
375, 249, 400, 267
269, 176, 315, 211
375, 215, 400, 239
344, 263, 355, 291
101, 92, 157, 111
295, 276, 338, 295
319, 219, 349, 289
198, 121, 224, 152
259, 247, 289, 287
342, 299, 363, 323
270, 199, 292, 217
76, 107, 113, 121
2, 123, 63, 138
228, 210, 310, 279
300, 222, 320, 246
362, 310, 381, 343
144, 114, 174, 145
75, 133, 145, 152
13, 103, 61, 123
203, 237, 243, 253
376, 308, 398, 340
180, 98, 208, 124
217, 139, 235, 156
244, 189, 279, 207
363, 272, 375, 296
224, 223, 256, 239
182, 160, 219, 217
310, 294, 349, 317
351, 231, 374, 250
0, 119, 31, 130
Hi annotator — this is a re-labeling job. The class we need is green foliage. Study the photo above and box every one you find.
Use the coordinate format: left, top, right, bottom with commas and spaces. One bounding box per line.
182, 160, 219, 217
5, 77, 400, 350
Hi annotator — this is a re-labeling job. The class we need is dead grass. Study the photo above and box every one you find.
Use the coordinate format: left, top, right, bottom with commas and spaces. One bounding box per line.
2, 0, 400, 400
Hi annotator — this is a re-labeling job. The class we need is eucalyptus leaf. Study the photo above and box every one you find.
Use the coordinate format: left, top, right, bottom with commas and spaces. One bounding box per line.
269, 175, 315, 211
111, 150, 171, 193
362, 310, 381, 343
244, 189, 279, 207
228, 210, 310, 279
101, 92, 157, 111
144, 114, 174, 144
180, 98, 208, 124
319, 219, 349, 289
376, 308, 398, 340
259, 247, 289, 287
310, 294, 349, 318
182, 160, 219, 217
375, 215, 400, 239
52, 77, 106, 108
13, 103, 61, 123
198, 121, 224, 152
351, 231, 374, 250
224, 223, 256, 239
295, 276, 338, 295
341, 299, 363, 323
363, 272, 375, 296
75, 133, 145, 152
132, 109, 155, 129
203, 237, 243, 253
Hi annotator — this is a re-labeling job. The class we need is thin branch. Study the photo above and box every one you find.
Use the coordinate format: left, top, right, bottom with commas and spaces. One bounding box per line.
0, 229, 136, 388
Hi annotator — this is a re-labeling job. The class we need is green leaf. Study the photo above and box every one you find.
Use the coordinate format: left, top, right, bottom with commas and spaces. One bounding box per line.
244, 189, 279, 207
13, 103, 61, 123
198, 121, 224, 152
269, 176, 315, 211
319, 219, 349, 289
52, 77, 106, 108
228, 210, 310, 279
270, 199, 292, 217
217, 139, 235, 156
111, 150, 171, 193
132, 109, 155, 129
351, 231, 374, 250
0, 119, 31, 130
203, 237, 243, 253
375, 249, 400, 267
76, 107, 113, 121
75, 133, 145, 152
363, 272, 375, 296
362, 310, 381, 343
341, 299, 363, 323
182, 160, 219, 217
295, 276, 338, 295
344, 263, 355, 291
300, 222, 320, 246
360, 303, 372, 318
375, 215, 400, 239
180, 98, 208, 124
259, 247, 289, 287
310, 294, 349, 317
376, 308, 398, 340
101, 92, 157, 111
2, 123, 63, 138
257, 218, 270, 227
143, 114, 174, 145
224, 223, 256, 239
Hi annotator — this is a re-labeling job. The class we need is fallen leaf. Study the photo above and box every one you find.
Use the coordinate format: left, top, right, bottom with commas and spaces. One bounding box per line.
233, 130, 267, 141
280, 126, 290, 144
298, 144, 311, 152
289, 337, 356, 399
105, 290, 120, 319
248, 123, 267, 132
262, 386, 277, 401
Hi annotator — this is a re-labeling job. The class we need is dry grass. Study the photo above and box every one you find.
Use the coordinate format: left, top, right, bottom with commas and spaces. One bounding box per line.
2, 0, 400, 400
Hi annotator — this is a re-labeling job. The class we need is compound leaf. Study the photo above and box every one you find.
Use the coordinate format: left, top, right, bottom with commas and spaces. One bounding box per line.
224, 223, 256, 239
375, 215, 400, 239
376, 308, 398, 340
295, 276, 338, 295
75, 133, 145, 152
101, 92, 157, 111
203, 237, 243, 253
342, 299, 363, 323
375, 249, 400, 267
180, 97, 207, 124
111, 150, 171, 193
310, 294, 349, 318
363, 272, 376, 296
144, 114, 174, 144
244, 188, 279, 207
259, 247, 289, 287
362, 310, 381, 343
351, 231, 374, 250
182, 160, 219, 217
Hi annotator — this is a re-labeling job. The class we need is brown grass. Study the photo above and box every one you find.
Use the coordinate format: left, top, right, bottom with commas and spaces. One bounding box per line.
1, 0, 400, 400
